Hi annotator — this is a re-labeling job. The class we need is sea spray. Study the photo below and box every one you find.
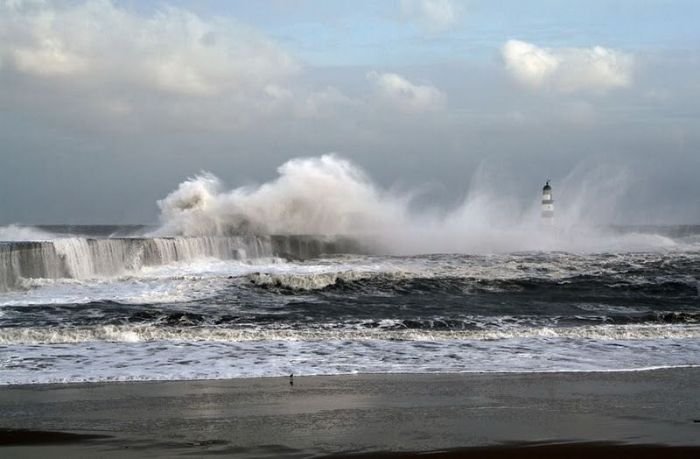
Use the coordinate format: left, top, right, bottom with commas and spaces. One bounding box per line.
153, 155, 410, 238
153, 154, 673, 254
0, 224, 56, 241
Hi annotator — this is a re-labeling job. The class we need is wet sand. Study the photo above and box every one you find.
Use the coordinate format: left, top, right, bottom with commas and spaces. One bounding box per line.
0, 368, 699, 457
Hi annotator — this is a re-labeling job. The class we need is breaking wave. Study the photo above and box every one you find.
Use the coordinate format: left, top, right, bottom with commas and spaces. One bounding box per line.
152, 154, 694, 254
246, 270, 406, 291
243, 269, 699, 299
2, 323, 700, 345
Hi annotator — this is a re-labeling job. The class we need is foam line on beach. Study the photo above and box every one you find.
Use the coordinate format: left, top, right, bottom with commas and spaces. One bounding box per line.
1, 323, 699, 344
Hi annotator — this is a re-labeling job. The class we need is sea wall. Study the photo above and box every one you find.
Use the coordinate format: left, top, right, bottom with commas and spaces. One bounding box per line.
0, 235, 365, 291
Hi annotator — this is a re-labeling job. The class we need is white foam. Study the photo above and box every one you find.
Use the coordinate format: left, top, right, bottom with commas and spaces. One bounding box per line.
0, 257, 287, 306
2, 335, 699, 385
2, 323, 699, 345
0, 224, 56, 241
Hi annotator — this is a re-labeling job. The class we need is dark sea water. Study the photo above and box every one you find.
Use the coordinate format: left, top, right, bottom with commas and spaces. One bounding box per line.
0, 225, 699, 385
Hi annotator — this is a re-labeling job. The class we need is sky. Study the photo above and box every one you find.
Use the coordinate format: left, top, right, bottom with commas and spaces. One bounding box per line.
0, 0, 699, 225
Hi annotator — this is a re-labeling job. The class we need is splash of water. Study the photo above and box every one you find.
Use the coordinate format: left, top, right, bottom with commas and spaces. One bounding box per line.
153, 154, 681, 254
0, 224, 56, 241
154, 155, 410, 237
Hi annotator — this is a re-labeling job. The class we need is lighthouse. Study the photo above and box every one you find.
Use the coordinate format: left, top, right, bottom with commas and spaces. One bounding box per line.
541, 180, 554, 222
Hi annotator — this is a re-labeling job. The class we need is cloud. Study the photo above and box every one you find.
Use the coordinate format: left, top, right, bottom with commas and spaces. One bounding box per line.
400, 0, 464, 33
367, 71, 446, 113
0, 0, 299, 96
0, 0, 368, 129
501, 40, 559, 89
501, 39, 633, 93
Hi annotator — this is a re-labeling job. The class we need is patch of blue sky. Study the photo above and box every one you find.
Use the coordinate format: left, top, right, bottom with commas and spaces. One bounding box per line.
115, 0, 700, 66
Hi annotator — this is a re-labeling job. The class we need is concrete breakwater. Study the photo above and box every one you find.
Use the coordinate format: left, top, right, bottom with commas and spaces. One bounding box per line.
0, 235, 365, 291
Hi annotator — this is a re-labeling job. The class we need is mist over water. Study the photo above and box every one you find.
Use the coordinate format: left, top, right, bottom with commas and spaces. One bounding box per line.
153, 154, 681, 254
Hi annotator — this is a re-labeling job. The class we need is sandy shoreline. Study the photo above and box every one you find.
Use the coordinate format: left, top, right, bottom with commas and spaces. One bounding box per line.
1, 369, 699, 457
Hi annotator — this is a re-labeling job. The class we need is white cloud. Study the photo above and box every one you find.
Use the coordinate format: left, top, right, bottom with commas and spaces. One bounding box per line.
367, 71, 446, 113
0, 0, 365, 129
501, 40, 559, 89
400, 0, 464, 33
501, 39, 633, 93
0, 0, 299, 96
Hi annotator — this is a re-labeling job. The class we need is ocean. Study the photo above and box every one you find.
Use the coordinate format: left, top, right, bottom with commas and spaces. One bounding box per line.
1, 224, 699, 386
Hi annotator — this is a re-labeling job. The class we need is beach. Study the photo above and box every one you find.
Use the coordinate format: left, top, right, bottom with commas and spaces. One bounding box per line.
1, 368, 699, 457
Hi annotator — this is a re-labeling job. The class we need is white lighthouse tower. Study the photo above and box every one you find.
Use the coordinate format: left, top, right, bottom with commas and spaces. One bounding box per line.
541, 180, 554, 223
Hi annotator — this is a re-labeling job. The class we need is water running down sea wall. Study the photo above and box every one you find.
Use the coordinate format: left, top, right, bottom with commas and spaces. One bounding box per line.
0, 235, 365, 292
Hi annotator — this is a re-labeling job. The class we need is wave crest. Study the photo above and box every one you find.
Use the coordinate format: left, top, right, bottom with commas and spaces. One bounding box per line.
2, 323, 699, 345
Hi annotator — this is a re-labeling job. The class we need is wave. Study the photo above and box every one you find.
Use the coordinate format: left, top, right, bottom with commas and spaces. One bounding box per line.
4, 297, 698, 331
3, 335, 699, 386
246, 270, 408, 291
2, 323, 699, 345
242, 268, 700, 303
